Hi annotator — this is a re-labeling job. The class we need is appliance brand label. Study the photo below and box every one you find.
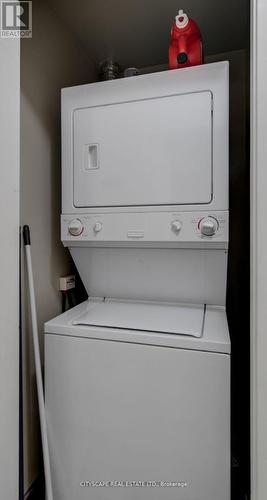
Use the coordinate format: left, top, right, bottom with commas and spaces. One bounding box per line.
127, 230, 145, 239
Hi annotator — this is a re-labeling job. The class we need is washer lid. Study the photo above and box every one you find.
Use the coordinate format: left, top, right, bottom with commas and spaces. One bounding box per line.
72, 298, 205, 338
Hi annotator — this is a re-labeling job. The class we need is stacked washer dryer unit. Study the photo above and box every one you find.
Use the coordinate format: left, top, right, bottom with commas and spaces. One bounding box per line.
45, 62, 230, 500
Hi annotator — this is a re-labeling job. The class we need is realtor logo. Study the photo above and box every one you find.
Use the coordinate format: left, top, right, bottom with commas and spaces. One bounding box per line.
1, 1, 32, 37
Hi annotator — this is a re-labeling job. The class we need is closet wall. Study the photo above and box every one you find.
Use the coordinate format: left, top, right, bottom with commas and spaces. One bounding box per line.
0, 38, 20, 500
20, 0, 96, 492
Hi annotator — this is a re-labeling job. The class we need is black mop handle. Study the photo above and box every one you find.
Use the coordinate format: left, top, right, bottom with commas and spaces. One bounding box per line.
23, 225, 31, 246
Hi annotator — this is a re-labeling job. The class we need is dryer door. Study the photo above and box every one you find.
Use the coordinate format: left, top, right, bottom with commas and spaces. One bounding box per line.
73, 91, 213, 208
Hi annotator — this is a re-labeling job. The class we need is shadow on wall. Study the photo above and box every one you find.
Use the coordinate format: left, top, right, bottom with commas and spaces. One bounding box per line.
211, 51, 250, 499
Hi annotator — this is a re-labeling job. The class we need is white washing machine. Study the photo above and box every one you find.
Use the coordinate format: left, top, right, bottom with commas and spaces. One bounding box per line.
45, 62, 230, 500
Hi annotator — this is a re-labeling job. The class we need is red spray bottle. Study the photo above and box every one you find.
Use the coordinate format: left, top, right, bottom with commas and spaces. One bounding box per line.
169, 9, 203, 69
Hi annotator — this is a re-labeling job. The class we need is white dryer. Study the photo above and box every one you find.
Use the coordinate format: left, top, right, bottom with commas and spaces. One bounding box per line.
45, 62, 230, 500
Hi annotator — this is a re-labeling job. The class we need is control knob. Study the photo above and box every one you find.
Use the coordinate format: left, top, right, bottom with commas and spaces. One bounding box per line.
68, 219, 84, 236
171, 220, 182, 233
199, 216, 219, 236
93, 221, 103, 233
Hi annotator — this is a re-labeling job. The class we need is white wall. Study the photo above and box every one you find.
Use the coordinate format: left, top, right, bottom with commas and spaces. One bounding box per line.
0, 39, 20, 500
251, 1, 267, 499
20, 0, 96, 492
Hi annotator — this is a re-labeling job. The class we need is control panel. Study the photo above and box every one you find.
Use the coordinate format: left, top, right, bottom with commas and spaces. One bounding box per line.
62, 211, 228, 248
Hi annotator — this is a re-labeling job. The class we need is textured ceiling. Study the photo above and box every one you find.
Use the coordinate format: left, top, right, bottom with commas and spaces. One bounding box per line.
49, 0, 250, 69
